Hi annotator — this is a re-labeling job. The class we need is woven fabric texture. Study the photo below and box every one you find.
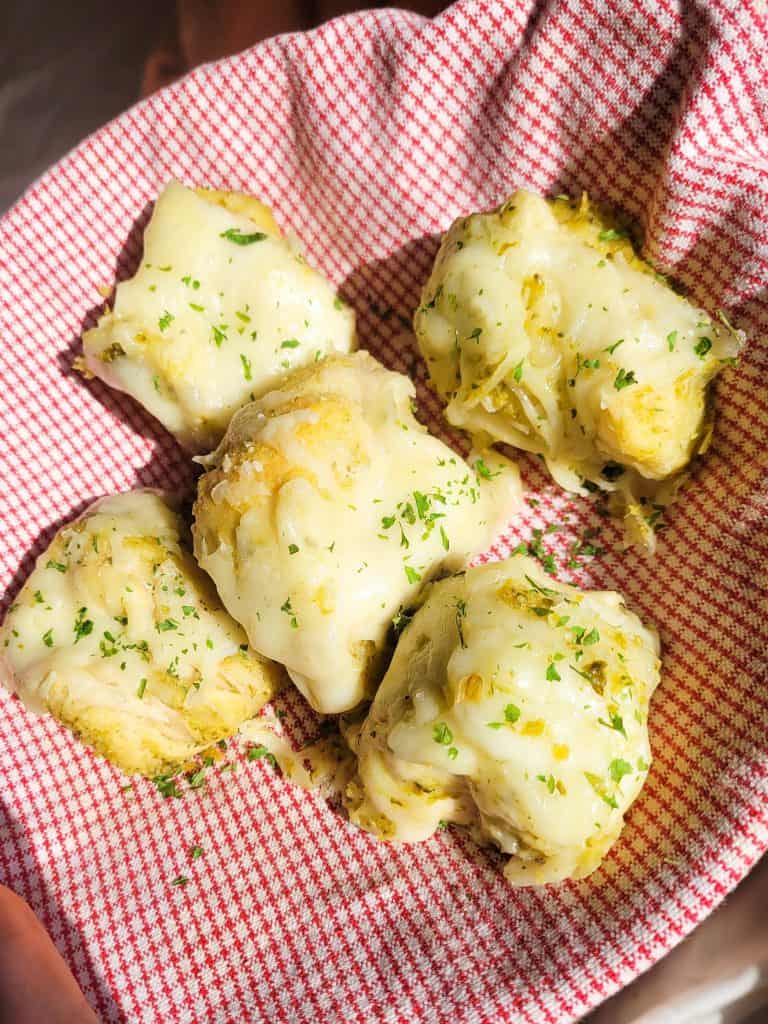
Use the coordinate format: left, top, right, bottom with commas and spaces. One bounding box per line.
0, 2, 766, 1021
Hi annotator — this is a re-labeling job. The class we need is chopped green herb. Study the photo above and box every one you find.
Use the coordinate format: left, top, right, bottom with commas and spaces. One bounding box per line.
413, 491, 429, 519
546, 662, 561, 682
246, 744, 278, 768
584, 771, 619, 809
171, 876, 189, 888
404, 564, 422, 584
526, 530, 557, 575
288, 544, 299, 555
614, 368, 637, 390
455, 599, 467, 648
504, 703, 521, 723
439, 525, 450, 551
598, 712, 627, 739
537, 773, 557, 794
99, 631, 118, 657
598, 228, 627, 241
524, 574, 559, 598
73, 607, 93, 643
422, 284, 443, 311
123, 639, 150, 662
42, 629, 54, 648
158, 310, 174, 332
575, 353, 601, 375
666, 330, 677, 351
280, 597, 299, 628
467, 327, 482, 341
609, 758, 633, 783
567, 525, 604, 569
474, 457, 500, 480
240, 353, 253, 381
137, 678, 147, 699
280, 339, 300, 349
187, 767, 207, 789
46, 560, 67, 573
513, 360, 524, 382
583, 628, 600, 645
211, 325, 227, 347
219, 228, 267, 245
190, 845, 204, 860
694, 336, 712, 358
604, 338, 625, 354
154, 776, 182, 799
433, 722, 453, 745
156, 618, 179, 632
181, 606, 199, 619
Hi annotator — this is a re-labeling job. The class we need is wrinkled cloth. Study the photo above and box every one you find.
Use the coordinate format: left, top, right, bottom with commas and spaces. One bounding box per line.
0, 2, 767, 1022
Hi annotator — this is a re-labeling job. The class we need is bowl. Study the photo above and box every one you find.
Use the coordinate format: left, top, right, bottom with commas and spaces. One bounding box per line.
0, 3, 766, 1021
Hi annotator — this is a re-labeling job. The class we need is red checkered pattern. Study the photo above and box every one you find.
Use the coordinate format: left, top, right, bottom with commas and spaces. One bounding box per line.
1, 2, 767, 1021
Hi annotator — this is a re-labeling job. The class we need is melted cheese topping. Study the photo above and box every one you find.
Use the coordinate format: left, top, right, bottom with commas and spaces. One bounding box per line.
0, 492, 284, 777
414, 191, 742, 547
193, 351, 522, 714
82, 181, 356, 452
344, 556, 660, 885
239, 716, 355, 796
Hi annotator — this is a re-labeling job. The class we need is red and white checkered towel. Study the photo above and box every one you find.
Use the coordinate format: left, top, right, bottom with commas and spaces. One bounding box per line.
1, 2, 766, 1021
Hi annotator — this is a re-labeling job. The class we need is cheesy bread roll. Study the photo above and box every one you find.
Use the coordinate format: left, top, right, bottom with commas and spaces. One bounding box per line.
82, 181, 356, 451
193, 351, 522, 714
344, 556, 660, 885
0, 491, 283, 777
414, 191, 741, 547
